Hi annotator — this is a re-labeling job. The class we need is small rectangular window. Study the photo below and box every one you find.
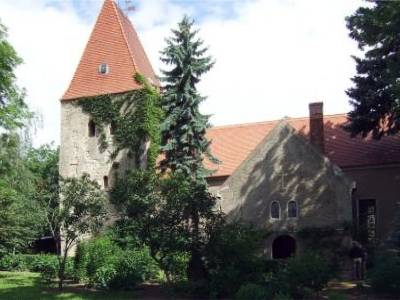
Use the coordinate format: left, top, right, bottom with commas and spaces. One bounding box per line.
88, 120, 96, 137
98, 63, 109, 74
110, 121, 116, 135
103, 176, 109, 189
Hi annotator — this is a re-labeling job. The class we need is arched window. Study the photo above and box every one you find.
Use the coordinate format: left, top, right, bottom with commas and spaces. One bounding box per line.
288, 200, 298, 218
88, 120, 96, 137
270, 201, 280, 219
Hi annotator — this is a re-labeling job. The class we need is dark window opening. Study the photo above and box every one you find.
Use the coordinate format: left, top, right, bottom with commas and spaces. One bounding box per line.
288, 201, 297, 218
271, 201, 280, 219
272, 235, 296, 259
110, 121, 117, 135
98, 63, 109, 74
88, 120, 96, 137
103, 176, 109, 189
358, 199, 376, 244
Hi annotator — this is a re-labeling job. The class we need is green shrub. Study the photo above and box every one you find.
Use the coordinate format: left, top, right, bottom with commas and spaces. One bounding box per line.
274, 292, 293, 300
205, 222, 266, 298
77, 236, 159, 290
38, 258, 58, 283
273, 253, 332, 299
327, 292, 347, 300
0, 254, 27, 271
161, 251, 189, 282
110, 248, 158, 289
30, 255, 58, 273
0, 253, 73, 283
235, 283, 270, 300
93, 265, 117, 289
85, 237, 121, 286
369, 254, 400, 294
74, 241, 90, 281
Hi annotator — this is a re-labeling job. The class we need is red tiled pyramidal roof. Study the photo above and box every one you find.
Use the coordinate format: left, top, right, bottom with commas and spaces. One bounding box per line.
62, 0, 157, 101
205, 114, 400, 177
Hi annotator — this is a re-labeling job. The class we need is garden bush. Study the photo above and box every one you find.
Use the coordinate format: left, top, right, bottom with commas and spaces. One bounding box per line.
0, 254, 28, 271
83, 237, 121, 288
272, 253, 332, 299
73, 241, 90, 281
110, 248, 158, 289
0, 253, 74, 283
205, 222, 267, 298
369, 253, 400, 294
74, 236, 159, 290
235, 283, 270, 300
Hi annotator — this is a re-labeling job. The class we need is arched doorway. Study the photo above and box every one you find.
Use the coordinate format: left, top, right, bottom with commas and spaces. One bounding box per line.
272, 235, 296, 259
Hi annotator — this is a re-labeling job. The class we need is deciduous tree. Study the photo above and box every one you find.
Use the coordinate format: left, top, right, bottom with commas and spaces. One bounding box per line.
41, 174, 108, 289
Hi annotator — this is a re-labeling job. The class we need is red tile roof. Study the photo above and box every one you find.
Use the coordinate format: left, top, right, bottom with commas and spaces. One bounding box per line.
62, 0, 157, 101
206, 114, 400, 177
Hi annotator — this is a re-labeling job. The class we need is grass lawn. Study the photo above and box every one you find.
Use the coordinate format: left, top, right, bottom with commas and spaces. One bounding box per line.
0, 271, 142, 300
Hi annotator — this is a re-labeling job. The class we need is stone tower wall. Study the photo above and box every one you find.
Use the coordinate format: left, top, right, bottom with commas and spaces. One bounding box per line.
59, 101, 133, 188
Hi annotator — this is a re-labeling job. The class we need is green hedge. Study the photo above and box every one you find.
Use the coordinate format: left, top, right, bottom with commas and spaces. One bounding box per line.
74, 237, 159, 290
0, 254, 74, 282
369, 254, 400, 294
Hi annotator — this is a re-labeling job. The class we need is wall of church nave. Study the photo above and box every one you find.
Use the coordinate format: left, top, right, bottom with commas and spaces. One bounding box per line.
344, 165, 400, 243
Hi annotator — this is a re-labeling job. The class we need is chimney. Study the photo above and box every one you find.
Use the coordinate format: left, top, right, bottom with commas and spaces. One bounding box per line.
309, 102, 325, 153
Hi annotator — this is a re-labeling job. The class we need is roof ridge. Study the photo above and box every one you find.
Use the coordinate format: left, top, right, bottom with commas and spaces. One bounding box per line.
111, 1, 138, 73
209, 113, 347, 130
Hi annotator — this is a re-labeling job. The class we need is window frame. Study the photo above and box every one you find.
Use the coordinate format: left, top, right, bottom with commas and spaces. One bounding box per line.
88, 120, 96, 137
287, 200, 298, 219
103, 176, 109, 190
270, 201, 281, 220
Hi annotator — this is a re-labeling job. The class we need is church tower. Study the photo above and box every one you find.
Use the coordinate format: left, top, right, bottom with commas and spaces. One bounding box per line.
59, 0, 157, 188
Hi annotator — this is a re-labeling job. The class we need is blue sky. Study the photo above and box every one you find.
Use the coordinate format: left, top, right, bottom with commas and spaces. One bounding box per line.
0, 0, 364, 146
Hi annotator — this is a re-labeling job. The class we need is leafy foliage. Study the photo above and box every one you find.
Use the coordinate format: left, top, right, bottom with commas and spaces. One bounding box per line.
111, 170, 221, 282
204, 222, 266, 298
271, 253, 332, 299
0, 21, 32, 130
39, 174, 108, 289
235, 283, 270, 300
160, 16, 217, 178
25, 144, 60, 238
346, 1, 400, 138
369, 253, 400, 294
0, 134, 40, 255
77, 73, 163, 168
297, 225, 349, 274
0, 254, 74, 283
74, 236, 158, 290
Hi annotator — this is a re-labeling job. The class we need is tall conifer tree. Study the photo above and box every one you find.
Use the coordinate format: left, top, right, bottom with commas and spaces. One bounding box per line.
346, 1, 400, 138
159, 16, 219, 281
160, 16, 216, 179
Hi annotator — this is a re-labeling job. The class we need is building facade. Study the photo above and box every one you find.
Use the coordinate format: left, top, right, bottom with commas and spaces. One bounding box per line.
60, 0, 157, 189
60, 0, 400, 259
206, 103, 400, 257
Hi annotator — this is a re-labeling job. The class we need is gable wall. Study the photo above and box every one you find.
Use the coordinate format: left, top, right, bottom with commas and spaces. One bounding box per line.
216, 123, 353, 231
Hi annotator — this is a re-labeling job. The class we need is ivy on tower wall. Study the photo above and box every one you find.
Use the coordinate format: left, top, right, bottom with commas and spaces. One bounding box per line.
75, 74, 163, 169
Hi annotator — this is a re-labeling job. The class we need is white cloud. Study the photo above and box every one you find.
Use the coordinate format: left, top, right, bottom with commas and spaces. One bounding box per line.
0, 0, 364, 146
195, 0, 364, 126
0, 0, 92, 146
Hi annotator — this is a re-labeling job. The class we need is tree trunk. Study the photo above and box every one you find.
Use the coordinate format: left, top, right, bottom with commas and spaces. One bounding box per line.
187, 210, 206, 282
58, 246, 68, 290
